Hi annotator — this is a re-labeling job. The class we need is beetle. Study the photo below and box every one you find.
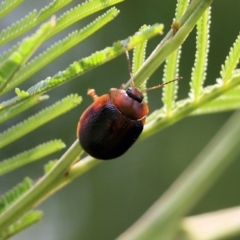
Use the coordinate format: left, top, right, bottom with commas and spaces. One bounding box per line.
77, 85, 148, 160
77, 77, 181, 160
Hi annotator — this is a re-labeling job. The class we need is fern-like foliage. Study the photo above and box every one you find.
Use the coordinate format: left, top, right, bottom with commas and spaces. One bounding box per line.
191, 70, 240, 115
0, 0, 133, 237
0, 17, 56, 92
0, 210, 42, 240
0, 178, 33, 213
132, 25, 148, 74
132, 25, 148, 102
134, 1, 240, 142
0, 140, 65, 176
44, 160, 58, 174
175, 0, 189, 19
0, 0, 70, 45
0, 0, 122, 66
0, 11, 36, 45
0, 94, 81, 149
0, 23, 163, 111
162, 0, 188, 115
0, 95, 48, 124
221, 34, 240, 84
189, 30, 240, 115
0, 45, 18, 66
0, 0, 22, 18
115, 2, 240, 237
143, 71, 240, 142
192, 91, 240, 115
190, 7, 211, 101
2, 7, 120, 95
36, 0, 71, 21
2, 0, 240, 239
46, 0, 123, 40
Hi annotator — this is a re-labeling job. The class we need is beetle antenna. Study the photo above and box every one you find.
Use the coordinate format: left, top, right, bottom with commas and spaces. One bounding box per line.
144, 77, 182, 92
125, 51, 134, 87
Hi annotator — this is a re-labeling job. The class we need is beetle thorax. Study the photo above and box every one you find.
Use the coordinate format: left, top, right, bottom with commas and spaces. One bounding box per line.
110, 88, 149, 122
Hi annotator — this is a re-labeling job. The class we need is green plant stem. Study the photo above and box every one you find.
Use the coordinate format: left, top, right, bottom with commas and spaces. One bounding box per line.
117, 109, 240, 240
0, 140, 82, 231
131, 0, 214, 88
46, 156, 100, 195
182, 206, 240, 240
141, 72, 240, 140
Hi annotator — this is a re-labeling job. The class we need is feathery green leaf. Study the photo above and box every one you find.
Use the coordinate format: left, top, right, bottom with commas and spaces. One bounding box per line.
142, 71, 240, 141
190, 7, 211, 101
2, 7, 120, 95
0, 0, 121, 65
0, 140, 83, 232
46, 0, 123, 40
133, 0, 213, 90
132, 25, 148, 74
0, 95, 48, 124
0, 0, 22, 18
162, 50, 181, 114
191, 85, 240, 115
0, 46, 18, 66
220, 33, 240, 84
174, 0, 189, 20
132, 25, 148, 102
0, 17, 56, 92
120, 110, 240, 240
44, 160, 58, 174
0, 0, 70, 45
0, 140, 66, 176
0, 94, 81, 149
0, 210, 42, 240
0, 23, 163, 110
0, 52, 24, 90
0, 178, 34, 213
15, 88, 29, 98
27, 24, 163, 95
36, 0, 71, 21
162, 0, 188, 115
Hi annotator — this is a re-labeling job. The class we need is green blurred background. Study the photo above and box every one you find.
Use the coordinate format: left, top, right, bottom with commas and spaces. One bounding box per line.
0, 0, 240, 239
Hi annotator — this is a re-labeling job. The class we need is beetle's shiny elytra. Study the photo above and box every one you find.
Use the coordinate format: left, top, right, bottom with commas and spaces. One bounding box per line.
77, 87, 149, 160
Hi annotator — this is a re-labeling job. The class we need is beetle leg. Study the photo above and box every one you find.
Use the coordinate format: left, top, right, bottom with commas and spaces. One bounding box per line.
87, 88, 98, 101
76, 121, 80, 138
120, 83, 125, 89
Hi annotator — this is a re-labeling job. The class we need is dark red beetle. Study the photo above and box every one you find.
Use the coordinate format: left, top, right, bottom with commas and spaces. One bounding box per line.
77, 86, 148, 160
77, 76, 181, 160
77, 51, 181, 160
